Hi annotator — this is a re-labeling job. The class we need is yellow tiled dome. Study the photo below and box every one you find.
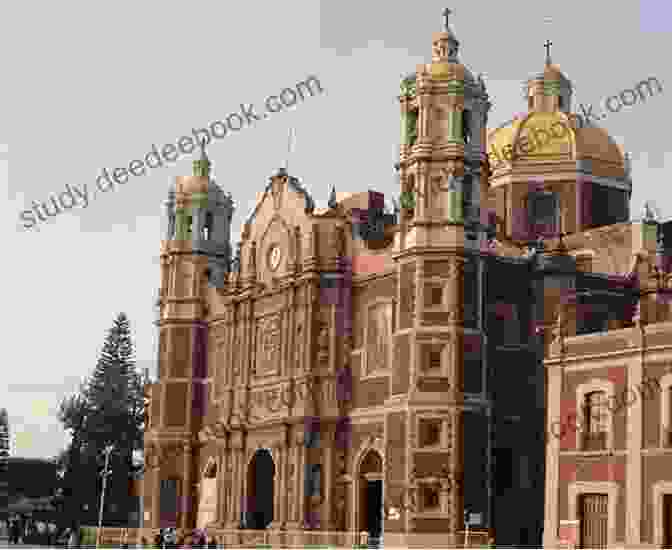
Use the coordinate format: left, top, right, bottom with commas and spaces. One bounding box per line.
487, 111, 625, 168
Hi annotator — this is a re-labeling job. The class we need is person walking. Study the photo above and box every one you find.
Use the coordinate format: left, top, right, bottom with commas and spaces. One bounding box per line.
9, 518, 19, 545
47, 521, 57, 546
67, 522, 81, 548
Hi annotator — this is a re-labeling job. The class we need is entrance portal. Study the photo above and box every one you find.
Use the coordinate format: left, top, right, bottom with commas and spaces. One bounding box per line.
246, 449, 275, 529
664, 494, 672, 549
357, 450, 383, 539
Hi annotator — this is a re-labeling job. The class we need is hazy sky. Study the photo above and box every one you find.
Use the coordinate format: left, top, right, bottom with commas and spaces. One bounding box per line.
3, 0, 670, 459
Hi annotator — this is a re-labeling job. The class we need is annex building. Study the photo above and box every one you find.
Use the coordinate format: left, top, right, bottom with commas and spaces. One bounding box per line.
139, 11, 672, 549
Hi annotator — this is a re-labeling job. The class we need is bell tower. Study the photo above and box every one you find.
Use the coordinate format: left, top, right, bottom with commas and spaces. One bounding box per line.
393, 10, 491, 546
398, 8, 491, 246
146, 143, 234, 531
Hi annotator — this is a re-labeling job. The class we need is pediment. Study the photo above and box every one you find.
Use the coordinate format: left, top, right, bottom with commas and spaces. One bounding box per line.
243, 172, 315, 234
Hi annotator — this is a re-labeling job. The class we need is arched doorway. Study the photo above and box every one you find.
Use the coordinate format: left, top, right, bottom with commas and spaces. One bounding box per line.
357, 449, 383, 539
246, 449, 275, 529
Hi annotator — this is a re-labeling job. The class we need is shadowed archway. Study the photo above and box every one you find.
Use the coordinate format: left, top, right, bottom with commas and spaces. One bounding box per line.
357, 449, 383, 539
245, 449, 275, 529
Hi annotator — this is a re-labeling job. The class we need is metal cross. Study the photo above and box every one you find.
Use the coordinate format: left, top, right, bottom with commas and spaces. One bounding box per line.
544, 40, 553, 59
443, 8, 452, 30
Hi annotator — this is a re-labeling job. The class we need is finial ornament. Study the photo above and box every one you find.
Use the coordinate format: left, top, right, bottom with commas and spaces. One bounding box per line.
442, 8, 452, 31
283, 127, 295, 172
643, 200, 660, 223
328, 185, 337, 209
544, 40, 553, 65
193, 137, 211, 177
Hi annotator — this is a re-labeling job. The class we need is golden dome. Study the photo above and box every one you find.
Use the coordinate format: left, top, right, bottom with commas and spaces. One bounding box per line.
487, 111, 626, 170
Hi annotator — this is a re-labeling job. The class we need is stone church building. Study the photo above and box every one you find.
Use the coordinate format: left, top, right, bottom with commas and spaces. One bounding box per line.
140, 11, 672, 549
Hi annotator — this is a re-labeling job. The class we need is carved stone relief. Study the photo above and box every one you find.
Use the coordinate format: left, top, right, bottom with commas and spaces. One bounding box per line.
256, 314, 281, 376
365, 302, 392, 375
318, 322, 329, 364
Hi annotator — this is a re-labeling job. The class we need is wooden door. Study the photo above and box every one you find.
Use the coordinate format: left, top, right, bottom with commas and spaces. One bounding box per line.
580, 493, 608, 549
663, 494, 672, 549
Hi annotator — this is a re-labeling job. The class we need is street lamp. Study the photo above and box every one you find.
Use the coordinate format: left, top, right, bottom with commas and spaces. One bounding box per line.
96, 445, 114, 549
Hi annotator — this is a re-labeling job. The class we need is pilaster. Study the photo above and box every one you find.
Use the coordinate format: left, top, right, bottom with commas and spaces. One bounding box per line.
229, 433, 244, 528
544, 363, 563, 548
322, 425, 334, 529
216, 438, 227, 526
626, 339, 644, 545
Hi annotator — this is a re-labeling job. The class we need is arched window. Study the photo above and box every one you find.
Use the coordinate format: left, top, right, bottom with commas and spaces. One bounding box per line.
462, 109, 472, 144
204, 212, 214, 240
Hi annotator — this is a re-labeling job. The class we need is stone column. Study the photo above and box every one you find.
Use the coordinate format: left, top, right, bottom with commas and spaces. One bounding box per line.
215, 440, 226, 526
278, 440, 288, 528
415, 163, 428, 221
270, 441, 285, 530
235, 442, 245, 528
295, 430, 306, 527
151, 446, 161, 529
181, 442, 193, 530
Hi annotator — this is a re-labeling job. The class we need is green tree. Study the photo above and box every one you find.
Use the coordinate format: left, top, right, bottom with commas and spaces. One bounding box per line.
57, 387, 93, 524
0, 408, 9, 464
0, 408, 9, 517
84, 313, 143, 525
57, 313, 144, 526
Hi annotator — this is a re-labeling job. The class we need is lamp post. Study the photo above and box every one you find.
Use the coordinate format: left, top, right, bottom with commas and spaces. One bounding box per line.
96, 445, 114, 549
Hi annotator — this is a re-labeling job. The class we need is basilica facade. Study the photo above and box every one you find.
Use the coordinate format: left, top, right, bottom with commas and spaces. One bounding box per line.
140, 11, 672, 549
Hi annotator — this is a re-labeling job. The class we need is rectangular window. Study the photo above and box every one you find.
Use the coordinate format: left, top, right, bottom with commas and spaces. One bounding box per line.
428, 348, 442, 371
419, 485, 441, 512
431, 286, 443, 307
583, 392, 607, 451
527, 191, 558, 238
588, 185, 629, 228
419, 419, 442, 448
